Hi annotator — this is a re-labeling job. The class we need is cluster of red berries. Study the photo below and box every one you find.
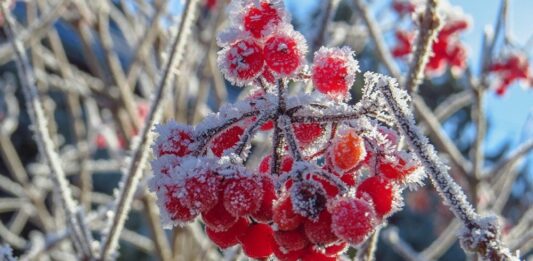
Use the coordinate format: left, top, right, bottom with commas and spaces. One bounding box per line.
488, 52, 532, 96
391, 1, 470, 76
149, 1, 424, 260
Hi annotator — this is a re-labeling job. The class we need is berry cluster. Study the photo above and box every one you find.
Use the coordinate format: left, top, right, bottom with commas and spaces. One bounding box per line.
488, 52, 532, 96
149, 1, 424, 260
392, 1, 470, 76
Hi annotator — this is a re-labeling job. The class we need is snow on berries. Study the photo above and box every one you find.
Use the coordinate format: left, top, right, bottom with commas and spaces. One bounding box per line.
149, 0, 428, 259
312, 47, 360, 99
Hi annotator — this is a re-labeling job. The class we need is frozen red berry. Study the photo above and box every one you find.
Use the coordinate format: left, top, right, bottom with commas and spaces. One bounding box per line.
242, 1, 283, 38
218, 39, 265, 86
223, 175, 263, 216
202, 200, 238, 232
328, 130, 366, 172
312, 47, 359, 99
153, 121, 194, 158
356, 176, 395, 218
264, 27, 307, 76
239, 223, 275, 259
251, 175, 277, 222
273, 227, 309, 252
273, 243, 305, 261
324, 242, 347, 256
290, 180, 327, 219
273, 195, 303, 231
206, 217, 250, 249
292, 123, 323, 147
303, 210, 338, 245
210, 125, 245, 157
378, 153, 420, 182
258, 154, 294, 174
163, 185, 197, 223
300, 247, 337, 261
330, 197, 377, 245
183, 170, 221, 213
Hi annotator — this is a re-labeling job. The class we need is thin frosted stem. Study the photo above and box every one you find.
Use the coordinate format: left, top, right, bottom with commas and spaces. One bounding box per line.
99, 0, 200, 258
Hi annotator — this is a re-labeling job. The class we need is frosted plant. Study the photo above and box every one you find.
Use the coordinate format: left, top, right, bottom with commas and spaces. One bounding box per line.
148, 0, 518, 260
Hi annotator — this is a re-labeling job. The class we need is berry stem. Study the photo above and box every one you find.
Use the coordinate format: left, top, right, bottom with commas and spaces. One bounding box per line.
233, 111, 276, 157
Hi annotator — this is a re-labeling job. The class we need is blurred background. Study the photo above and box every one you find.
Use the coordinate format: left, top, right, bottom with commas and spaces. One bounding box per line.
0, 0, 531, 260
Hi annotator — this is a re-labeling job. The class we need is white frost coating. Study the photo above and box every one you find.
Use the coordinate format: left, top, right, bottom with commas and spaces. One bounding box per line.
0, 245, 16, 261
370, 72, 518, 260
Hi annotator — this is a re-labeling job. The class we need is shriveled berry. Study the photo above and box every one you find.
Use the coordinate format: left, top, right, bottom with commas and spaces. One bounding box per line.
273, 195, 303, 231
210, 125, 244, 157
206, 217, 250, 249
290, 180, 327, 219
273, 227, 309, 252
329, 130, 366, 172
239, 223, 275, 259
356, 176, 395, 218
223, 176, 263, 216
330, 197, 376, 245
304, 210, 338, 245
218, 39, 264, 86
243, 1, 283, 38
312, 47, 359, 99
202, 200, 238, 232
264, 28, 306, 76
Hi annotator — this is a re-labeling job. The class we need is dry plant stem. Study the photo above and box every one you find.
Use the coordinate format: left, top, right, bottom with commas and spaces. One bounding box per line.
99, 0, 200, 258
470, 87, 485, 207
142, 193, 172, 261
405, 0, 442, 94
487, 140, 533, 180
352, 0, 401, 79
377, 78, 516, 260
356, 228, 380, 261
382, 227, 428, 261
420, 219, 462, 260
0, 3, 95, 259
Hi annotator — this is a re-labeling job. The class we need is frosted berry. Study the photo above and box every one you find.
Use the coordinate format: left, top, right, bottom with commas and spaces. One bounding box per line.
218, 39, 265, 86
300, 247, 337, 261
329, 130, 366, 172
239, 223, 275, 259
273, 227, 309, 252
264, 27, 307, 76
304, 210, 338, 245
183, 171, 220, 213
273, 195, 303, 231
202, 200, 238, 232
293, 122, 324, 147
251, 175, 277, 222
378, 153, 420, 182
153, 121, 194, 158
206, 217, 250, 249
356, 176, 395, 218
330, 197, 376, 245
273, 243, 305, 261
243, 1, 283, 38
163, 185, 196, 223
324, 242, 347, 256
312, 47, 359, 99
258, 154, 294, 174
290, 180, 327, 219
223, 175, 263, 216
210, 125, 244, 157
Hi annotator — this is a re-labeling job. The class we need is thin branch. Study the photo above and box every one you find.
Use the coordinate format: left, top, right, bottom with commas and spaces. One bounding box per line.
0, 3, 94, 258
382, 227, 428, 261
99, 0, 200, 258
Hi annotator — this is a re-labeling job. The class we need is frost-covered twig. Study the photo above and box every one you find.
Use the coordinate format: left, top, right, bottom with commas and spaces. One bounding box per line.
405, 0, 442, 94
486, 140, 533, 179
420, 219, 462, 260
0, 3, 94, 259
99, 0, 200, 258
382, 227, 427, 261
356, 228, 380, 261
374, 73, 518, 260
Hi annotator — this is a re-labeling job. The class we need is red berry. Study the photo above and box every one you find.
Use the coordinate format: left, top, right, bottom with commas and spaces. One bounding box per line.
223, 176, 263, 216
273, 195, 303, 231
239, 223, 275, 259
304, 210, 338, 245
330, 198, 376, 245
163, 185, 196, 223
202, 200, 238, 232
312, 175, 339, 198
251, 175, 277, 222
329, 130, 366, 172
293, 122, 323, 147
243, 1, 283, 38
273, 243, 305, 261
273, 227, 309, 252
264, 28, 307, 76
258, 155, 294, 175
378, 154, 420, 182
210, 125, 244, 157
154, 122, 193, 158
206, 217, 250, 249
290, 180, 327, 219
300, 247, 337, 261
312, 47, 359, 99
183, 171, 220, 213
356, 176, 395, 218
324, 242, 348, 256
218, 39, 265, 86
